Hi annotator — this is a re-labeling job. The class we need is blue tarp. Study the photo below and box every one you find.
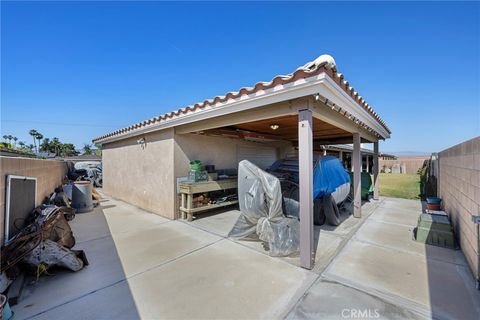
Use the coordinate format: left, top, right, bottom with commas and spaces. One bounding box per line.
269, 156, 351, 199
313, 156, 351, 199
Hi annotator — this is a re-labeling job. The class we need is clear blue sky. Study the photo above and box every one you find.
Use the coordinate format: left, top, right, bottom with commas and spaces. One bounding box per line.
2, 1, 479, 153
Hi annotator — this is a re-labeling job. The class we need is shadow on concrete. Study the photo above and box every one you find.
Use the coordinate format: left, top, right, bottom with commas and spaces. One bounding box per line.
11, 199, 141, 320
188, 204, 240, 221
421, 199, 480, 320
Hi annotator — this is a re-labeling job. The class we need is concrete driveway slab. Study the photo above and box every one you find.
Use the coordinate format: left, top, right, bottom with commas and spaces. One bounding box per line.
356, 219, 468, 266
111, 221, 221, 276
324, 240, 480, 320
127, 239, 316, 320
13, 235, 128, 319
380, 197, 422, 210
70, 206, 112, 243
369, 206, 420, 226
189, 209, 240, 237
236, 229, 344, 274
287, 280, 425, 320
30, 280, 140, 320
101, 199, 170, 235
32, 239, 317, 320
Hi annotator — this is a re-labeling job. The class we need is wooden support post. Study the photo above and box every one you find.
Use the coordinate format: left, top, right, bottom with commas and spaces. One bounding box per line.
187, 194, 193, 221
353, 133, 362, 218
181, 193, 186, 219
373, 141, 380, 200
299, 109, 314, 269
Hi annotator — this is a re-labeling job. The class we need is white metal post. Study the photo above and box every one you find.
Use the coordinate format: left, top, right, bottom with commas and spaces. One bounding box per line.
298, 109, 314, 269
373, 141, 380, 200
353, 133, 362, 218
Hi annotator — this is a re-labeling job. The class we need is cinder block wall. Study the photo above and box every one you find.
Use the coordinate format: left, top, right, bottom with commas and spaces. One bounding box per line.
438, 136, 480, 283
0, 156, 67, 245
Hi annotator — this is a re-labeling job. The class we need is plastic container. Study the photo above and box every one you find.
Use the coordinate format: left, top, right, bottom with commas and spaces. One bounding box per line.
72, 181, 93, 213
426, 197, 442, 205
189, 160, 203, 172
188, 170, 208, 182
427, 203, 441, 211
1, 294, 13, 320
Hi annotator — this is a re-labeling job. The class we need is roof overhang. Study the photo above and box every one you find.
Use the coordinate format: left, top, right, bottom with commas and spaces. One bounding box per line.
94, 72, 389, 145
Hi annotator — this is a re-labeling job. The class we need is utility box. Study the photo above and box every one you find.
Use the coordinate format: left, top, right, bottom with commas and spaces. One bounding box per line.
414, 213, 456, 249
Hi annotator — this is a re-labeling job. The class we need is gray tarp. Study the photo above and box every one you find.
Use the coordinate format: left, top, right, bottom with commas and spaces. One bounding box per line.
228, 160, 300, 257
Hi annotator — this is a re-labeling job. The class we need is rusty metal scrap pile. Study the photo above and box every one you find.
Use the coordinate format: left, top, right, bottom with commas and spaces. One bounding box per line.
1, 205, 86, 276
0, 183, 93, 307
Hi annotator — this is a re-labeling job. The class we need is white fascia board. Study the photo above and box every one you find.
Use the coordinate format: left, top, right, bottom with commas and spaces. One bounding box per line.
95, 74, 329, 144
320, 76, 390, 139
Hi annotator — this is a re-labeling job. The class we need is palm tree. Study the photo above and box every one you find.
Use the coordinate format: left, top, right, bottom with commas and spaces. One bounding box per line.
12, 136, 18, 147
2, 135, 7, 142
28, 144, 35, 151
18, 141, 25, 148
35, 133, 43, 153
51, 137, 61, 156
29, 129, 38, 152
40, 138, 50, 152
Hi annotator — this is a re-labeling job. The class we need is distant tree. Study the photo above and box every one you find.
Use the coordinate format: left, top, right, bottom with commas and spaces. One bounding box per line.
82, 144, 93, 155
40, 138, 51, 152
60, 143, 79, 157
35, 133, 44, 152
18, 141, 25, 148
1, 135, 15, 149
29, 129, 38, 152
28, 144, 35, 151
51, 137, 62, 155
12, 136, 18, 147
94, 144, 102, 156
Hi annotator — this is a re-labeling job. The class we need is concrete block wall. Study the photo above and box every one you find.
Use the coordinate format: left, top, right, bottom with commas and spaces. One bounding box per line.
438, 136, 480, 284
379, 157, 428, 174
0, 156, 68, 244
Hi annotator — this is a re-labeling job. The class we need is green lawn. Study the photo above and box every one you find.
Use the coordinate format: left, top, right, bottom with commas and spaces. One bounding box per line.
378, 173, 421, 199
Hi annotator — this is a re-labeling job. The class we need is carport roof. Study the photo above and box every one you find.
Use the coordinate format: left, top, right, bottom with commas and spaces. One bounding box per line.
93, 55, 390, 144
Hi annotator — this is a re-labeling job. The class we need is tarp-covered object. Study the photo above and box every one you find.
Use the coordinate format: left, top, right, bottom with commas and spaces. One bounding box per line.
269, 156, 350, 204
228, 160, 299, 257
313, 156, 351, 203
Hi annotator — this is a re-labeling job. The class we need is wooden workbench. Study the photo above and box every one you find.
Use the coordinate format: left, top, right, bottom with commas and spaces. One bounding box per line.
179, 178, 238, 221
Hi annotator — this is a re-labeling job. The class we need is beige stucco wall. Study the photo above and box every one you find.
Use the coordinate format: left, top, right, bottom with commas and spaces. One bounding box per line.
173, 133, 291, 177
102, 129, 176, 219
438, 136, 480, 283
0, 157, 67, 245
